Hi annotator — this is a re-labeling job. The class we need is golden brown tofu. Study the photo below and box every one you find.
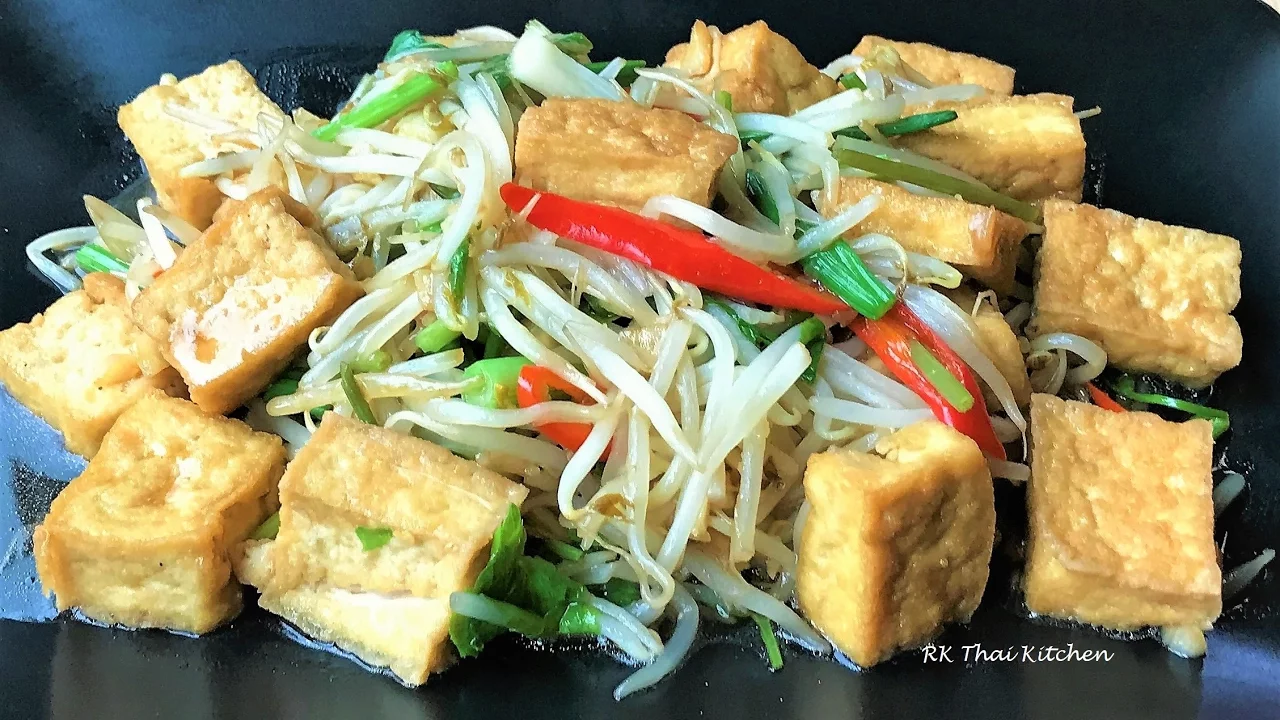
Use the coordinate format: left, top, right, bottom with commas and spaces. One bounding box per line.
898, 93, 1086, 203
133, 188, 363, 414
0, 274, 184, 457
853, 36, 1015, 95
239, 414, 528, 685
1025, 395, 1221, 630
797, 421, 995, 667
945, 288, 1031, 406
118, 61, 284, 230
1029, 200, 1242, 386
514, 98, 737, 212
819, 176, 1028, 293
33, 395, 284, 633
664, 20, 837, 115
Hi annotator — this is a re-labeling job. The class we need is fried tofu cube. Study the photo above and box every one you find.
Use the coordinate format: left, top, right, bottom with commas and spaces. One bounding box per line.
819, 176, 1029, 293
0, 273, 184, 457
664, 20, 837, 115
118, 60, 284, 229
238, 414, 528, 685
133, 188, 363, 414
1025, 395, 1221, 630
514, 98, 737, 212
946, 288, 1031, 406
853, 36, 1015, 95
32, 394, 284, 633
1029, 200, 1242, 385
797, 421, 995, 667
898, 93, 1086, 203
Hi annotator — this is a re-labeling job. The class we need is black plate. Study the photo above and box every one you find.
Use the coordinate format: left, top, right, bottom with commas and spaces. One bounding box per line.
2, 1, 1279, 718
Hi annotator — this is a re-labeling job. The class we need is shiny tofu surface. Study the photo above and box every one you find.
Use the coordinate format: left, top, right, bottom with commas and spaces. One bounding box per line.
898, 93, 1086, 203
1030, 200, 1242, 386
853, 35, 1015, 95
665, 20, 837, 115
33, 395, 284, 634
797, 421, 995, 667
117, 61, 284, 229
946, 288, 1031, 407
239, 414, 528, 684
0, 273, 184, 457
514, 98, 737, 211
819, 176, 1028, 293
132, 188, 363, 414
1025, 395, 1221, 630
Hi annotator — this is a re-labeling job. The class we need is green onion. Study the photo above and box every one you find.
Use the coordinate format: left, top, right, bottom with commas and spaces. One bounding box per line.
430, 183, 461, 200
801, 240, 897, 320
417, 219, 444, 233
839, 72, 866, 90
601, 577, 642, 607
834, 145, 1040, 223
802, 339, 825, 384
549, 31, 593, 57
738, 128, 772, 145
415, 320, 462, 354
462, 357, 530, 408
836, 110, 960, 141
705, 298, 772, 347
384, 29, 446, 60
584, 59, 646, 85
313, 72, 441, 141
794, 317, 827, 384
339, 363, 377, 424
752, 613, 784, 670
436, 60, 459, 81
355, 526, 393, 551
557, 601, 603, 635
249, 512, 280, 540
482, 326, 509, 359
715, 90, 733, 112
74, 244, 128, 274
909, 340, 974, 412
448, 237, 470, 302
539, 536, 585, 561
744, 168, 780, 225
580, 295, 621, 324
796, 316, 826, 345
350, 350, 391, 374
263, 377, 298, 401
1111, 376, 1230, 438
309, 405, 332, 422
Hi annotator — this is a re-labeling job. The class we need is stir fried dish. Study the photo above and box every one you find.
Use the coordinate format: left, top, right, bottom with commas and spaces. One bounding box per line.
8, 19, 1271, 695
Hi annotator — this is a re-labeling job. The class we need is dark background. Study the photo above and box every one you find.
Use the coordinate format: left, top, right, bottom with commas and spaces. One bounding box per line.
1, 0, 1279, 718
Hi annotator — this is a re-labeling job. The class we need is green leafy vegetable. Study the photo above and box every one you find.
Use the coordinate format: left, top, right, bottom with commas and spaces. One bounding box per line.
384, 29, 446, 60
557, 601, 604, 635
263, 377, 299, 402
74, 244, 128, 274
448, 237, 471, 302
839, 72, 866, 90
752, 613, 784, 670
339, 363, 377, 424
354, 526, 393, 551
249, 512, 280, 540
1111, 376, 1230, 438
600, 577, 642, 607
462, 357, 530, 408
834, 145, 1040, 223
415, 320, 462, 354
909, 339, 974, 411
313, 72, 441, 141
537, 535, 585, 562
800, 239, 897, 320
309, 404, 332, 422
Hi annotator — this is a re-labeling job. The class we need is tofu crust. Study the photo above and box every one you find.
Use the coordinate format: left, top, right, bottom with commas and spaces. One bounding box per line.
665, 20, 837, 115
1024, 395, 1221, 630
132, 187, 363, 414
819, 176, 1029, 293
118, 60, 284, 229
1029, 200, 1242, 386
33, 395, 285, 634
514, 98, 738, 212
0, 273, 184, 457
853, 36, 1015, 95
240, 414, 528, 684
898, 93, 1086, 203
797, 421, 995, 667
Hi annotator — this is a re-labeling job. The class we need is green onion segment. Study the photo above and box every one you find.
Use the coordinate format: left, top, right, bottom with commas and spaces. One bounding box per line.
909, 340, 975, 412
800, 240, 896, 320
1111, 376, 1230, 438
339, 362, 377, 424
313, 73, 442, 142
462, 356, 530, 408
355, 526, 394, 551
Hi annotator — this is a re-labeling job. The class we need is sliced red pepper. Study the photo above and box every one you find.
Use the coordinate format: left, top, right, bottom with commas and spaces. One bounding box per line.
500, 183, 846, 315
516, 365, 609, 456
851, 305, 1007, 459
1086, 382, 1126, 413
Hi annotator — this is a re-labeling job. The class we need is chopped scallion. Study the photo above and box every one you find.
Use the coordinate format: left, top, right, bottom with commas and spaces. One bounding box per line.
744, 168, 780, 226
263, 377, 299, 401
355, 526, 393, 551
249, 512, 280, 540
415, 320, 462, 354
448, 237, 471, 302
600, 577, 642, 607
430, 183, 461, 200
909, 340, 974, 412
339, 363, 377, 424
350, 350, 391, 374
584, 59, 646, 85
74, 243, 128, 274
839, 72, 866, 90
1110, 376, 1230, 438
835, 110, 959, 141
715, 90, 733, 112
462, 357, 530, 408
384, 29, 446, 60
752, 613, 784, 670
738, 128, 772, 145
800, 239, 897, 320
313, 72, 441, 141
